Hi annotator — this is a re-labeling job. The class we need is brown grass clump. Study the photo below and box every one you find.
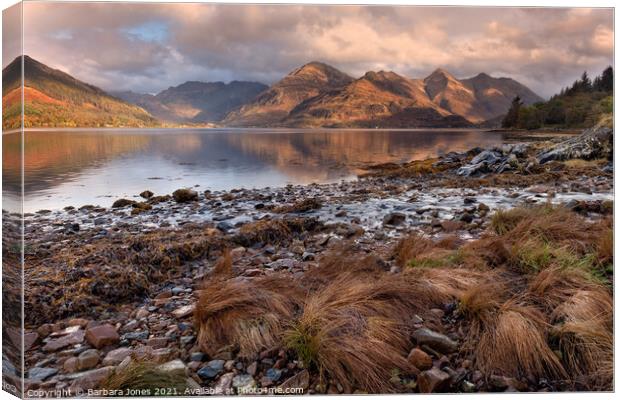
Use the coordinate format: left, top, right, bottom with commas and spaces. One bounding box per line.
551, 289, 613, 389
501, 206, 602, 255
595, 227, 613, 265
284, 273, 420, 392
393, 233, 462, 268
474, 300, 566, 380
234, 219, 292, 247
403, 267, 488, 310
98, 359, 189, 393
303, 244, 387, 290
194, 274, 303, 359
490, 207, 542, 235
275, 198, 323, 213
211, 249, 233, 278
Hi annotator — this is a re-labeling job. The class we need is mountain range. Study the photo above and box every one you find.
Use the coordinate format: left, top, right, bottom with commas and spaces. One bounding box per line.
2, 56, 543, 129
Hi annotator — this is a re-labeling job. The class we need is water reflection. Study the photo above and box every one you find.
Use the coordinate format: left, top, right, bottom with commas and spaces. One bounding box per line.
4, 129, 504, 211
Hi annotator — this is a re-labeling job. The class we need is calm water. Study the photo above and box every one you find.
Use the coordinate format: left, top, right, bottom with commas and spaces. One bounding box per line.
3, 128, 505, 212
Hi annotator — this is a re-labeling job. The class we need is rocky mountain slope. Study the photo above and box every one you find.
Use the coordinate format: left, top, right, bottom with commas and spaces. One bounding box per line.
222, 61, 354, 127
223, 63, 542, 128
2, 56, 159, 129
113, 80, 267, 123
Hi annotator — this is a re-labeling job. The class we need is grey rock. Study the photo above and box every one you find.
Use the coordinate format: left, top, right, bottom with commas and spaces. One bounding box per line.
383, 212, 406, 226
278, 370, 309, 392
197, 359, 225, 379
412, 328, 458, 354
232, 374, 256, 393
29, 367, 58, 381
265, 368, 282, 382
537, 126, 613, 164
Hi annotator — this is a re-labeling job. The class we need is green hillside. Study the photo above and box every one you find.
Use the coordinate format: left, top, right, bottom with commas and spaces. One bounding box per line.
502, 66, 613, 130
2, 56, 161, 129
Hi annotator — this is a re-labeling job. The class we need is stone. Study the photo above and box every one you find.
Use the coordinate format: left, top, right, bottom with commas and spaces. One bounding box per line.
146, 337, 168, 349
37, 324, 54, 338
537, 126, 613, 164
214, 372, 234, 394
63, 357, 80, 373
42, 330, 85, 352
246, 361, 258, 376
418, 367, 451, 393
85, 324, 119, 349
412, 328, 458, 354
488, 374, 508, 391
68, 366, 115, 392
172, 189, 198, 203
278, 369, 309, 392
158, 359, 186, 374
383, 212, 406, 226
172, 304, 195, 319
267, 258, 296, 270
122, 331, 149, 341
150, 348, 175, 363
28, 367, 58, 382
135, 308, 150, 319
459, 213, 474, 223
197, 360, 225, 379
102, 347, 133, 366
23, 332, 38, 351
407, 348, 433, 371
190, 352, 206, 362
112, 199, 136, 208
77, 349, 100, 370
232, 374, 256, 393
440, 220, 462, 232
68, 318, 90, 328
265, 368, 282, 382
140, 190, 154, 199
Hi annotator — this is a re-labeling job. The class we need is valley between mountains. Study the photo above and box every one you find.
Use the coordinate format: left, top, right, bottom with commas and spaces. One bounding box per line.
2, 56, 542, 129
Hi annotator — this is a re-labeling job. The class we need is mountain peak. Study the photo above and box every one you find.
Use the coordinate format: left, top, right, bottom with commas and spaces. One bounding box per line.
425, 68, 457, 81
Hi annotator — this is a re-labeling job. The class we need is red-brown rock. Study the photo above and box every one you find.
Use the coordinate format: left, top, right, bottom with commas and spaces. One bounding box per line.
408, 348, 433, 371
418, 367, 451, 393
85, 324, 119, 349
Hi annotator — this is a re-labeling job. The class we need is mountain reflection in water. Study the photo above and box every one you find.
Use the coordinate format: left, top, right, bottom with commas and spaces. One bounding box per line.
2, 129, 504, 211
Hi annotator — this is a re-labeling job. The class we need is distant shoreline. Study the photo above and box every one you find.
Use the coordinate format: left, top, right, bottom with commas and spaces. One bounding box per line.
4, 126, 583, 134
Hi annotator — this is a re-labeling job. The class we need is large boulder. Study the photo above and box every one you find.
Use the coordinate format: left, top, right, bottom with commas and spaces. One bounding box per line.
173, 189, 198, 203
536, 126, 613, 164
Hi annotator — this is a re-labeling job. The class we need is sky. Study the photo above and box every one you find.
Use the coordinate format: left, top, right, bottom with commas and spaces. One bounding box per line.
2, 2, 614, 98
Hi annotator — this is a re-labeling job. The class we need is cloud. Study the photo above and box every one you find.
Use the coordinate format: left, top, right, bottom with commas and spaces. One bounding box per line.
12, 3, 613, 97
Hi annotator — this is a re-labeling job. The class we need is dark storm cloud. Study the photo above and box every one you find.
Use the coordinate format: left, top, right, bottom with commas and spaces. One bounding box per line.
16, 2, 613, 97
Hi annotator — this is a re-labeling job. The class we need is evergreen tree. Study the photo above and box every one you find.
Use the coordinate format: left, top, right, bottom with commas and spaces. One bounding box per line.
599, 66, 613, 92
501, 96, 523, 128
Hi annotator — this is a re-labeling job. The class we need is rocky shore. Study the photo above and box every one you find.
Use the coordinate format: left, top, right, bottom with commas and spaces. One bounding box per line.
4, 126, 614, 396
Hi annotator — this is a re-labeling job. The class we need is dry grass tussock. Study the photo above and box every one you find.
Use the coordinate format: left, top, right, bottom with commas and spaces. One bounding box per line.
285, 272, 421, 392
195, 272, 304, 359
393, 233, 461, 268
192, 205, 612, 391
302, 243, 388, 289
475, 299, 567, 379
98, 359, 189, 393
551, 288, 613, 389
